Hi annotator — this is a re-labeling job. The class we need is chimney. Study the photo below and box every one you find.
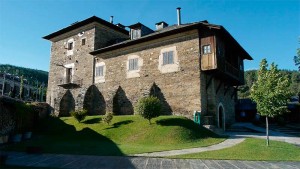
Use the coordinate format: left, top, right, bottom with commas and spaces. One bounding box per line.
110, 16, 114, 24
176, 7, 181, 25
155, 21, 168, 30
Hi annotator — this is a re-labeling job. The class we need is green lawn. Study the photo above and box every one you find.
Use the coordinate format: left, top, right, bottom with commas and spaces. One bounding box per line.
171, 138, 300, 161
3, 115, 225, 156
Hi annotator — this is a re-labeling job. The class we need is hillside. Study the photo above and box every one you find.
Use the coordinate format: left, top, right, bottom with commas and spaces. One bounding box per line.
0, 64, 48, 86
238, 70, 300, 98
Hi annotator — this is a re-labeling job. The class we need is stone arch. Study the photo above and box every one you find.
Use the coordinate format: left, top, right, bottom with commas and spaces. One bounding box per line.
150, 83, 172, 115
59, 90, 75, 117
218, 102, 225, 130
113, 86, 133, 115
83, 85, 106, 115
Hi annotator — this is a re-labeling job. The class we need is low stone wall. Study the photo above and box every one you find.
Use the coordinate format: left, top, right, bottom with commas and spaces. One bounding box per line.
0, 96, 50, 137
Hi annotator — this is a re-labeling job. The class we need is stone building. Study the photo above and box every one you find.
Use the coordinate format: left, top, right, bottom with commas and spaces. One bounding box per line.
44, 9, 252, 129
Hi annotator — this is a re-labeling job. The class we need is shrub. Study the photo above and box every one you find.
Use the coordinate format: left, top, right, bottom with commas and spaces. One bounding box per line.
135, 96, 162, 124
70, 109, 87, 123
103, 112, 113, 125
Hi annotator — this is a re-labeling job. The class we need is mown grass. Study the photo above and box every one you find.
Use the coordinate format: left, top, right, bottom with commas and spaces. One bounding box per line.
3, 115, 225, 156
171, 138, 300, 161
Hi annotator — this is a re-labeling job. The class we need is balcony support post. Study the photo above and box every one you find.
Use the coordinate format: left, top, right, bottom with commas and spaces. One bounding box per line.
216, 81, 222, 94
224, 84, 230, 96
231, 86, 237, 99
206, 74, 214, 90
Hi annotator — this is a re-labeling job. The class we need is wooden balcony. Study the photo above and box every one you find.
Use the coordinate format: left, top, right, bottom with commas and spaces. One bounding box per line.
202, 56, 244, 86
57, 76, 82, 89
224, 62, 244, 84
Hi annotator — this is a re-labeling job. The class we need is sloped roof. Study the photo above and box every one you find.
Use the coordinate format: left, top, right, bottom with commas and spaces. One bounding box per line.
43, 16, 128, 40
90, 21, 253, 60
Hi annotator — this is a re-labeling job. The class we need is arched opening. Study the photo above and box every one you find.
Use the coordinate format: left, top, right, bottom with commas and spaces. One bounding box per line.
113, 86, 133, 115
83, 85, 106, 115
59, 90, 75, 117
218, 103, 225, 130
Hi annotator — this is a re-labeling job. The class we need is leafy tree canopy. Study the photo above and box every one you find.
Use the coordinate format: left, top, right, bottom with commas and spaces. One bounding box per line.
239, 69, 299, 99
250, 59, 292, 117
0, 64, 48, 86
294, 48, 300, 71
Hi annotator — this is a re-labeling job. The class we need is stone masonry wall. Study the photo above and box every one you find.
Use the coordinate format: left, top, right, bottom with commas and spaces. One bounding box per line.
201, 74, 236, 127
46, 23, 128, 116
94, 30, 202, 118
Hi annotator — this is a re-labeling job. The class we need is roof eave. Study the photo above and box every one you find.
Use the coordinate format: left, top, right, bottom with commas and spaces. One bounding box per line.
218, 26, 253, 60
43, 16, 128, 40
90, 23, 201, 55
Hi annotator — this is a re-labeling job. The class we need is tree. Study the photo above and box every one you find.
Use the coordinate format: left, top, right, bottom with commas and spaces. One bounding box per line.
70, 109, 87, 123
103, 112, 113, 125
250, 59, 292, 146
135, 96, 162, 124
294, 41, 300, 71
19, 75, 24, 100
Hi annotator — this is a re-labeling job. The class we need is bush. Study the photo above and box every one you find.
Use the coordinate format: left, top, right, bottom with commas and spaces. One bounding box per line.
135, 96, 162, 124
70, 109, 87, 123
103, 112, 113, 125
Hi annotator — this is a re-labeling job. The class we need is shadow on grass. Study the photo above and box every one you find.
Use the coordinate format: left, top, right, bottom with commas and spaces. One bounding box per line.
3, 116, 133, 166
156, 118, 224, 139
83, 117, 102, 124
105, 120, 133, 130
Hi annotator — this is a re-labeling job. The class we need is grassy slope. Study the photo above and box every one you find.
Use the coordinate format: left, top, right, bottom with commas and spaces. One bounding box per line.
172, 138, 300, 161
4, 116, 225, 156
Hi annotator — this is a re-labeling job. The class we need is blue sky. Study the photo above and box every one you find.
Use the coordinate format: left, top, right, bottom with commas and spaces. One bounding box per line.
0, 0, 299, 72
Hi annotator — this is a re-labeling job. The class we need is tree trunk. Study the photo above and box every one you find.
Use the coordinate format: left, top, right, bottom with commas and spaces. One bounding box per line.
266, 116, 269, 146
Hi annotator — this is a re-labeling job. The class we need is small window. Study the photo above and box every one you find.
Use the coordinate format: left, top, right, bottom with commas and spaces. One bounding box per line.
66, 68, 72, 83
128, 58, 138, 71
203, 45, 211, 54
95, 66, 104, 77
81, 38, 86, 46
162, 51, 174, 65
68, 42, 73, 50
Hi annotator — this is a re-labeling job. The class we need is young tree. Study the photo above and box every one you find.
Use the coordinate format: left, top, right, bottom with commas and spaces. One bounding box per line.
70, 109, 87, 123
135, 96, 162, 124
294, 40, 300, 71
103, 112, 113, 125
250, 59, 292, 146
19, 75, 24, 100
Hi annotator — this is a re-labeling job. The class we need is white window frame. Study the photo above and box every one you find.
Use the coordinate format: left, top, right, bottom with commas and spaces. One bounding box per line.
203, 44, 211, 54
127, 55, 142, 78
81, 37, 86, 46
162, 51, 174, 65
95, 65, 104, 77
158, 46, 179, 73
64, 63, 75, 83
95, 62, 106, 83
66, 38, 74, 56
128, 58, 139, 71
